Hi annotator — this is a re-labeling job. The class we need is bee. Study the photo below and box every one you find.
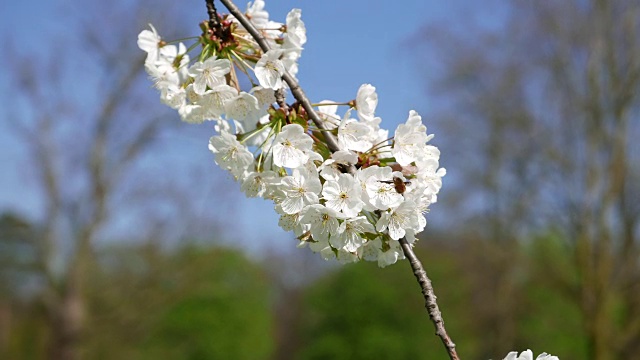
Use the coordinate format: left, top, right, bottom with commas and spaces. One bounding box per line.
379, 176, 411, 194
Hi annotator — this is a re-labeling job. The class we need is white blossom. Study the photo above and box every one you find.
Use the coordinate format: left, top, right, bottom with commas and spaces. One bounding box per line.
146, 56, 181, 91
403, 187, 430, 234
272, 124, 314, 168
160, 84, 186, 110
251, 86, 276, 108
356, 84, 378, 122
377, 239, 404, 267
330, 216, 375, 252
318, 150, 358, 181
414, 156, 446, 203
336, 249, 359, 264
308, 237, 336, 261
364, 167, 404, 210
376, 200, 421, 240
241, 113, 273, 147
278, 210, 309, 237
246, 0, 269, 28
236, 1, 282, 42
281, 49, 302, 79
503, 350, 559, 360
300, 204, 344, 243
338, 116, 373, 152
208, 131, 254, 178
241, 170, 277, 198
279, 169, 321, 214
202, 85, 238, 118
188, 58, 231, 95
316, 100, 341, 130
178, 103, 205, 124
137, 24, 163, 63
255, 49, 285, 90
283, 9, 306, 50
359, 237, 382, 262
322, 173, 364, 218
224, 92, 261, 126
392, 110, 432, 166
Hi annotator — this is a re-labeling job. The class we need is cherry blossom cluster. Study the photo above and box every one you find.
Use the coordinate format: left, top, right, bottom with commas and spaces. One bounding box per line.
137, 0, 445, 267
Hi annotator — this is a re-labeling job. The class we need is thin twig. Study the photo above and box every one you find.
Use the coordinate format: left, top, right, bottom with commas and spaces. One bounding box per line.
399, 237, 460, 360
216, 1, 459, 358
218, 0, 348, 169
275, 89, 289, 113
205, 0, 224, 40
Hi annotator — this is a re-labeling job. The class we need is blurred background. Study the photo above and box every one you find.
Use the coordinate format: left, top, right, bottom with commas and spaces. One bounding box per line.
1, 0, 639, 359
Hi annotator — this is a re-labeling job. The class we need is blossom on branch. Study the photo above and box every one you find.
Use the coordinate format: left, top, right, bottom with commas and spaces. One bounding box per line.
272, 124, 314, 168
188, 58, 232, 95
136, 1, 446, 268
208, 131, 254, 179
255, 49, 285, 90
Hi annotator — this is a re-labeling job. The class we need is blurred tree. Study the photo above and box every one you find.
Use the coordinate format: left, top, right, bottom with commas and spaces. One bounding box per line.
0, 213, 36, 299
521, 234, 589, 359
0, 213, 45, 359
83, 244, 274, 360
261, 246, 332, 360
415, 0, 640, 358
295, 243, 478, 360
4, 1, 228, 359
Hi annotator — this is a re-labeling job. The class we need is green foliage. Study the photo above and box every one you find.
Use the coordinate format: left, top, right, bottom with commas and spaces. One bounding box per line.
296, 247, 477, 360
0, 213, 38, 297
518, 235, 588, 359
0, 233, 599, 359
83, 245, 274, 360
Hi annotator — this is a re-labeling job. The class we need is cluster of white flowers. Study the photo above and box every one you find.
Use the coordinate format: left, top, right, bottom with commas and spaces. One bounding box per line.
502, 350, 559, 360
137, 0, 445, 267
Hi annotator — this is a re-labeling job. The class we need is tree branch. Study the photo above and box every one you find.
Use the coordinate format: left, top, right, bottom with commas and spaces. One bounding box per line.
217, 0, 347, 165
399, 237, 460, 360
217, 1, 460, 358
205, 0, 224, 40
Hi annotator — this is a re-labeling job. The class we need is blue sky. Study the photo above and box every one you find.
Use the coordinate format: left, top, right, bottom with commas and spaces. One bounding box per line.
0, 0, 487, 256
